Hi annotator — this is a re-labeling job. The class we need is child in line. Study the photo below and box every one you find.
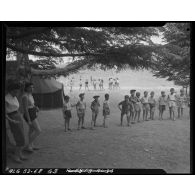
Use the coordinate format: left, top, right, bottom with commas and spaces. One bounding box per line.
148, 91, 156, 120
91, 95, 100, 129
167, 88, 177, 121
141, 91, 150, 121
76, 93, 86, 130
63, 95, 75, 132
177, 88, 187, 118
134, 92, 142, 122
118, 95, 132, 126
103, 93, 110, 128
158, 91, 167, 120
129, 89, 136, 124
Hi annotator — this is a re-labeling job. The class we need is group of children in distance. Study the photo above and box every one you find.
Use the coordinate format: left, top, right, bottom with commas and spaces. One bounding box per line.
62, 88, 189, 131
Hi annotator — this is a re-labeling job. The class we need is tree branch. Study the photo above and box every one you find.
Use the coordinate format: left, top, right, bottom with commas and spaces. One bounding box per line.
7, 43, 102, 57
31, 59, 90, 76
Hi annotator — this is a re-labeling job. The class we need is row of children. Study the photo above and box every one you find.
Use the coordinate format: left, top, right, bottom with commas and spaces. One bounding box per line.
62, 88, 189, 131
118, 88, 189, 126
62, 93, 109, 131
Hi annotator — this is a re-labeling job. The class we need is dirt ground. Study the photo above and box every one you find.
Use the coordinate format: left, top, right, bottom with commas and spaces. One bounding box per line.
6, 90, 190, 173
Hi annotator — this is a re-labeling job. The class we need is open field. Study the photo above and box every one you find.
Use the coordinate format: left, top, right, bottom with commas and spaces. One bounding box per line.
6, 89, 190, 173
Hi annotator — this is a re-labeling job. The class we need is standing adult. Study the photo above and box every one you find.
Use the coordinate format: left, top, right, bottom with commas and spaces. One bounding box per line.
5, 82, 27, 163
22, 82, 42, 152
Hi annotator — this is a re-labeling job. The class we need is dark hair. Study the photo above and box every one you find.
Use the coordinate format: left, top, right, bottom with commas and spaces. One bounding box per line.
136, 92, 140, 96
7, 83, 21, 92
79, 93, 85, 98
24, 82, 33, 92
64, 95, 70, 100
105, 93, 109, 98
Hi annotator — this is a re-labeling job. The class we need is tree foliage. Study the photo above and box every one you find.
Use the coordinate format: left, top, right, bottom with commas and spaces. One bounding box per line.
6, 24, 190, 87
6, 27, 160, 75
151, 23, 190, 87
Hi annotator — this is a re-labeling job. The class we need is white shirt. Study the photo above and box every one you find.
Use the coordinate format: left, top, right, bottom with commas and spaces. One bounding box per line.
5, 93, 19, 113
141, 96, 149, 103
168, 93, 176, 101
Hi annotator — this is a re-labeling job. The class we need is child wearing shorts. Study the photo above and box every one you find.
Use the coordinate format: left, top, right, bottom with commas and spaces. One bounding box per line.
158, 91, 167, 120
167, 88, 177, 121
177, 88, 187, 118
76, 93, 86, 130
118, 95, 132, 126
134, 92, 142, 122
91, 95, 100, 129
148, 91, 156, 120
129, 89, 136, 124
63, 95, 75, 132
141, 91, 150, 121
103, 93, 110, 128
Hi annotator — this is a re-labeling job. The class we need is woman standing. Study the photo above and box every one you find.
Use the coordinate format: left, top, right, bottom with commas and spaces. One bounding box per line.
22, 82, 42, 152
5, 83, 27, 163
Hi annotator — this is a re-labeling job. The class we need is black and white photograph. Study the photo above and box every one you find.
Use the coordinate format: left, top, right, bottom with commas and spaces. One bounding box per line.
2, 23, 191, 174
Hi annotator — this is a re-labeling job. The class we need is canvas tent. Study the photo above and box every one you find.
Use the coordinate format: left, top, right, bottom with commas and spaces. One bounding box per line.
31, 76, 64, 109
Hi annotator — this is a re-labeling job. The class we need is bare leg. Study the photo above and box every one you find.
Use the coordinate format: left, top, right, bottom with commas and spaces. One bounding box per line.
169, 107, 172, 119
181, 108, 184, 117
94, 114, 98, 126
78, 118, 81, 130
172, 108, 175, 120
134, 111, 138, 122
126, 114, 130, 126
143, 110, 145, 121
131, 112, 135, 123
161, 110, 164, 120
81, 115, 85, 128
103, 116, 106, 127
91, 113, 95, 129
120, 113, 124, 126
152, 111, 155, 120
138, 111, 141, 122
145, 110, 148, 121
64, 119, 67, 131
178, 107, 180, 118
28, 119, 41, 149
159, 110, 161, 119
67, 119, 70, 130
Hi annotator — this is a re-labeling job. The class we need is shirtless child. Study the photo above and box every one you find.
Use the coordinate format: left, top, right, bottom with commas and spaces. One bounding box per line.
118, 95, 133, 126
91, 95, 100, 129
